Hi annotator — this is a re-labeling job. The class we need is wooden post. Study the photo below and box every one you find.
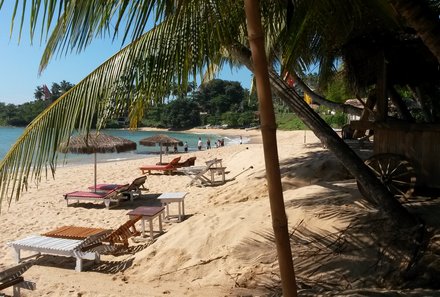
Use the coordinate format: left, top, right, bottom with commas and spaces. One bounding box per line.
244, 1, 298, 296
376, 51, 388, 122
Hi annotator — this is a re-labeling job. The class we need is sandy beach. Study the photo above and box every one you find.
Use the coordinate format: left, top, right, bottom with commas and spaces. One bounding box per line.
0, 128, 438, 296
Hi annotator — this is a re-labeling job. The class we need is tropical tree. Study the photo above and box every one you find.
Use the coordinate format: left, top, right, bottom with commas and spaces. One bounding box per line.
389, 0, 440, 63
33, 86, 44, 101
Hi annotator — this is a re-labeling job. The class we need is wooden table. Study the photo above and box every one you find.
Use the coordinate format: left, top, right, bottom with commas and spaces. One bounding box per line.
157, 192, 188, 222
126, 206, 164, 239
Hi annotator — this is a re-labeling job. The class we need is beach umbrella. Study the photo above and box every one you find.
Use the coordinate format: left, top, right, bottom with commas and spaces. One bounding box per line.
59, 132, 137, 191
139, 134, 183, 164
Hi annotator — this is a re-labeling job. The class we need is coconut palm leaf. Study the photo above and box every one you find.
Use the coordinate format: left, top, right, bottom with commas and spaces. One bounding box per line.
0, 0, 265, 205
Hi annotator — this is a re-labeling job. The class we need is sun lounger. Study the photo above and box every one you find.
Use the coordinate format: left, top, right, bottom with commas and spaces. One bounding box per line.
0, 260, 36, 296
177, 158, 226, 186
64, 188, 122, 209
88, 176, 148, 201
8, 232, 109, 272
8, 217, 142, 272
43, 216, 142, 249
176, 156, 197, 168
140, 156, 181, 174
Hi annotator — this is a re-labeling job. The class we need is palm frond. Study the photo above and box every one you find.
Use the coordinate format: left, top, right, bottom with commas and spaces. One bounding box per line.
279, 0, 400, 85
0, 0, 252, 205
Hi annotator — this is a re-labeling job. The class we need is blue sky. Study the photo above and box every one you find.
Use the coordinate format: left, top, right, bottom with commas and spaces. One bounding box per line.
0, 3, 252, 105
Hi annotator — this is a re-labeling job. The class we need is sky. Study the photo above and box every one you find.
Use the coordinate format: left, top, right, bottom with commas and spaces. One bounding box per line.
0, 3, 252, 105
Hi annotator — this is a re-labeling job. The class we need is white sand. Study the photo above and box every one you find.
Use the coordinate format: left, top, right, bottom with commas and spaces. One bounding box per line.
1, 128, 431, 296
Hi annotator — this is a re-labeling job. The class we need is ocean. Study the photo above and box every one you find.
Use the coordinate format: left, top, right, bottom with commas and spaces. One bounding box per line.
0, 127, 239, 166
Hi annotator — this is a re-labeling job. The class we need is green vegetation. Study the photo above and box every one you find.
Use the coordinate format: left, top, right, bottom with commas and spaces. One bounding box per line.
276, 108, 348, 130
2, 77, 350, 130
0, 81, 74, 126
276, 113, 308, 130
0, 101, 51, 126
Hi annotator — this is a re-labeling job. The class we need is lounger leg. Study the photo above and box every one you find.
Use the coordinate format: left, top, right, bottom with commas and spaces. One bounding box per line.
94, 253, 100, 264
75, 257, 83, 272
104, 199, 110, 209
13, 285, 20, 297
13, 247, 21, 264
178, 201, 183, 222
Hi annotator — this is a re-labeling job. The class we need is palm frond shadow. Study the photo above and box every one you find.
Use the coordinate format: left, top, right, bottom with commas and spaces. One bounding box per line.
278, 150, 373, 185
89, 257, 134, 274
34, 255, 134, 273
233, 191, 436, 296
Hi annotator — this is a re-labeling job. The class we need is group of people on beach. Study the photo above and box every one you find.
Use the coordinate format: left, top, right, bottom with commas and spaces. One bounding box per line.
166, 135, 242, 154
197, 137, 224, 150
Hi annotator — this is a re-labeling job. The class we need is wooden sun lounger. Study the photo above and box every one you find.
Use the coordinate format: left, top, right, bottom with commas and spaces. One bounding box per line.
87, 176, 148, 201
161, 156, 196, 168
140, 156, 181, 174
8, 231, 110, 272
0, 261, 36, 296
8, 217, 142, 272
64, 188, 122, 209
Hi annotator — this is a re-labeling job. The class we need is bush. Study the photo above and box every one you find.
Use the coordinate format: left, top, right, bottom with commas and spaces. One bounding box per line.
276, 113, 307, 130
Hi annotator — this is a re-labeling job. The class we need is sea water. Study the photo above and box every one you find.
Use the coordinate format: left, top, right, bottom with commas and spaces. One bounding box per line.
0, 127, 235, 166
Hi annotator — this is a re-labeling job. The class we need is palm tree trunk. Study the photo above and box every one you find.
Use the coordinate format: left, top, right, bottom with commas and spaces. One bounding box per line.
389, 0, 440, 64
244, 1, 298, 296
289, 71, 363, 116
269, 69, 419, 227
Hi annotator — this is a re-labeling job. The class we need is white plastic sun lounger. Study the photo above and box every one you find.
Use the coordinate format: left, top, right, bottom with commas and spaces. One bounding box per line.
8, 232, 109, 272
177, 158, 226, 186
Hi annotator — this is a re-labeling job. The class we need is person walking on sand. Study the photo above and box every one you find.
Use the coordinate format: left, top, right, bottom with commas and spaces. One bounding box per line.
184, 141, 188, 153
197, 137, 202, 151
240, 136, 242, 144
206, 138, 211, 149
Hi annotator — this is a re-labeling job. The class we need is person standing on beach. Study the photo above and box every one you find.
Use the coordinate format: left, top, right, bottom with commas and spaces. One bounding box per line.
207, 138, 211, 149
184, 141, 188, 152
197, 137, 202, 150
240, 136, 242, 144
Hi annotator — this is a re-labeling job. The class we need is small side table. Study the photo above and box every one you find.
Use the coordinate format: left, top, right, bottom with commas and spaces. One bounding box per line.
127, 206, 165, 239
157, 192, 188, 222
209, 167, 226, 185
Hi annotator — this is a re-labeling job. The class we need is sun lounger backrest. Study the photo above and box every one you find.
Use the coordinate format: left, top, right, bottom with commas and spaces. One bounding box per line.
205, 158, 219, 168
0, 261, 34, 284
128, 176, 147, 191
178, 156, 196, 167
103, 216, 142, 247
187, 156, 196, 166
168, 156, 181, 166
77, 230, 113, 252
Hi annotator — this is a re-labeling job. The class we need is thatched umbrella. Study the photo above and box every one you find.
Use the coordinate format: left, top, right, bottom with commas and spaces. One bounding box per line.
139, 134, 183, 164
59, 132, 137, 191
